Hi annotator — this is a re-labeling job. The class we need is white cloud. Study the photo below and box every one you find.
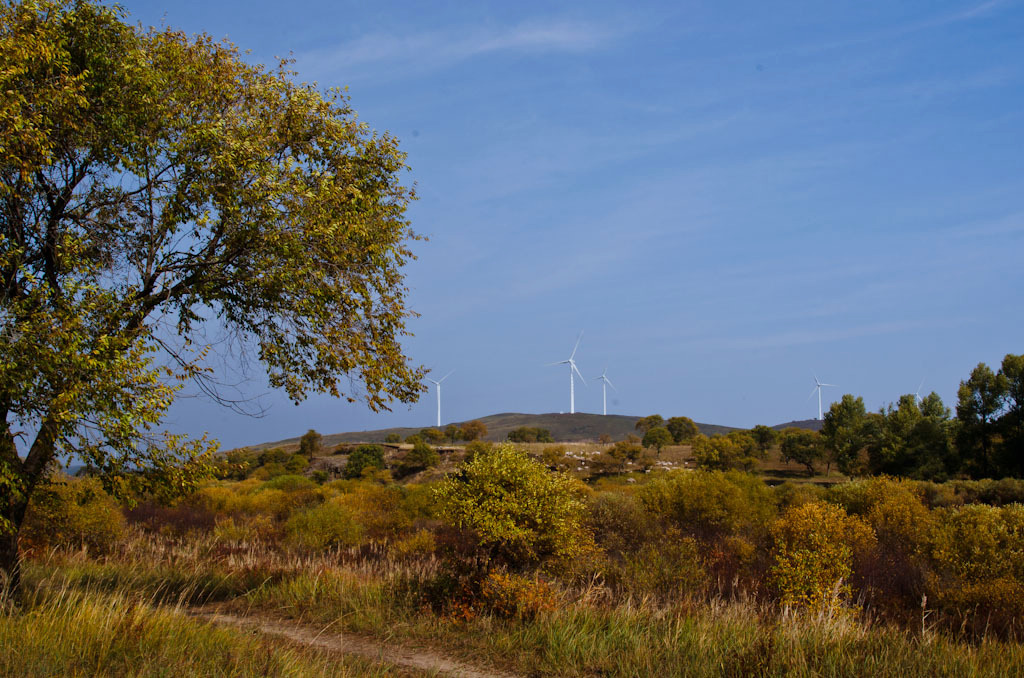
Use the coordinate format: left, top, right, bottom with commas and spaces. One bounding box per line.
299, 21, 615, 78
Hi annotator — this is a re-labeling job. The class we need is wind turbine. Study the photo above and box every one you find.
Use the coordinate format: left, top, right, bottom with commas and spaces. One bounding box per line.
809, 376, 836, 421
426, 370, 454, 428
547, 333, 586, 414
595, 369, 616, 416
915, 379, 926, 405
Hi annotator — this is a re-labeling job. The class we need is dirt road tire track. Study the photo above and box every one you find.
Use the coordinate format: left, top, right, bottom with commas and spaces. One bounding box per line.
189, 606, 523, 678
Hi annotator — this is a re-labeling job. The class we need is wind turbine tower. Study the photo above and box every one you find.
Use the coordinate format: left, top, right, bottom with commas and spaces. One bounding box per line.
426, 371, 454, 428
810, 376, 837, 421
595, 369, 616, 416
547, 333, 586, 414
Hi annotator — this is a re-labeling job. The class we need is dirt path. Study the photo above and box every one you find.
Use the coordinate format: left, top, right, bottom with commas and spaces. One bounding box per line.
190, 606, 522, 678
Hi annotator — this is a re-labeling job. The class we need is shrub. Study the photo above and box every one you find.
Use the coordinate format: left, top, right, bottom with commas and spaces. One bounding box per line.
507, 426, 554, 443
825, 478, 933, 606
211, 514, 275, 544
396, 441, 440, 477
609, 439, 643, 462
587, 492, 653, 555
391, 528, 437, 558
827, 477, 932, 548
773, 482, 825, 510
260, 474, 315, 493
257, 448, 289, 467
434, 444, 593, 570
769, 501, 876, 610
343, 444, 385, 479
21, 477, 125, 553
926, 503, 1024, 636
640, 469, 776, 540
284, 454, 308, 473
692, 434, 759, 471
604, 532, 707, 600
384, 433, 401, 443
284, 498, 364, 550
462, 440, 492, 463
479, 571, 559, 619
335, 483, 413, 540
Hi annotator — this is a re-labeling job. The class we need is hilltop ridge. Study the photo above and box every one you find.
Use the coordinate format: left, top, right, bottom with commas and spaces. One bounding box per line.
242, 412, 822, 452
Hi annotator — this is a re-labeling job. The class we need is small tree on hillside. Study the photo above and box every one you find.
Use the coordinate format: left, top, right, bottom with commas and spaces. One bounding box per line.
445, 424, 461, 445
821, 395, 871, 476
343, 445, 385, 479
750, 425, 778, 455
299, 430, 323, 458
667, 416, 699, 443
421, 427, 445, 444
460, 420, 488, 442
780, 430, 823, 476
642, 427, 674, 455
635, 415, 665, 435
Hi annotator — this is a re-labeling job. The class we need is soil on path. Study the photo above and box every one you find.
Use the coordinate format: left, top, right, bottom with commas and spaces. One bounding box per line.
190, 606, 522, 678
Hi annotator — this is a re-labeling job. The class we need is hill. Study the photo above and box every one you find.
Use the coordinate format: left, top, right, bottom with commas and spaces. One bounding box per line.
243, 412, 744, 452
772, 419, 823, 432
242, 414, 827, 453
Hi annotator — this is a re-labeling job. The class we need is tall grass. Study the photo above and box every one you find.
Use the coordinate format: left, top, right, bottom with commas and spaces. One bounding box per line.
0, 580, 412, 677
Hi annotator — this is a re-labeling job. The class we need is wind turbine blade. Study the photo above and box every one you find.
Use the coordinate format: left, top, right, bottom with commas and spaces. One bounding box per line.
546, 360, 570, 366
569, 331, 583, 360
572, 362, 587, 385
438, 370, 455, 383
821, 383, 837, 387
426, 379, 440, 387
808, 386, 819, 400
605, 376, 617, 391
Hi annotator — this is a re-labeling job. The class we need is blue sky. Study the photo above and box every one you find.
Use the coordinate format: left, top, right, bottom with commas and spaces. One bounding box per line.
121, 0, 1024, 448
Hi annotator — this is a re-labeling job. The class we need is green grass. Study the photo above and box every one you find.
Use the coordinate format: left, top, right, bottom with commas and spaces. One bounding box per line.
21, 538, 1024, 678
0, 582, 417, 677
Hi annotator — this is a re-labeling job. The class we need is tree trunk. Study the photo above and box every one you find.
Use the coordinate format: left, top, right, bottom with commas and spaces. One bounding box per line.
0, 530, 19, 601
0, 503, 26, 603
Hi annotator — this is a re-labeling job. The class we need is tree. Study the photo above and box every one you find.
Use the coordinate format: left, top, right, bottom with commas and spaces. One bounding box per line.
298, 430, 322, 458
867, 394, 954, 479
459, 420, 487, 442
397, 440, 439, 477
691, 433, 757, 471
507, 426, 553, 443
0, 1, 423, 595
343, 444, 384, 479
434, 444, 592, 569
956, 363, 1008, 478
821, 395, 870, 476
779, 429, 823, 476
420, 427, 445, 444
635, 414, 664, 434
666, 416, 699, 443
642, 426, 673, 455
445, 424, 461, 445
998, 354, 1024, 475
750, 425, 777, 455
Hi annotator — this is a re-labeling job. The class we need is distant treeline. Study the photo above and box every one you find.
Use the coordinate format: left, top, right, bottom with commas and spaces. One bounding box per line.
635, 352, 1024, 481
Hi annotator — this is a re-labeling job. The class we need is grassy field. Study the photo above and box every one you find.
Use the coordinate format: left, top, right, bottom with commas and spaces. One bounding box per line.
5, 445, 1024, 676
